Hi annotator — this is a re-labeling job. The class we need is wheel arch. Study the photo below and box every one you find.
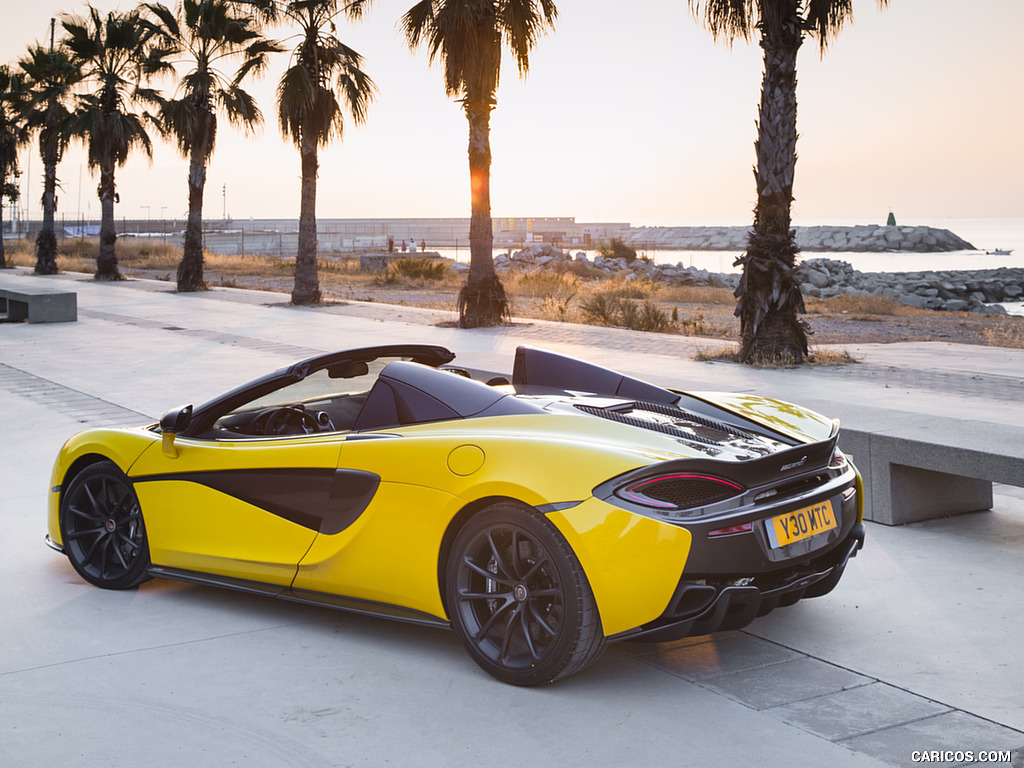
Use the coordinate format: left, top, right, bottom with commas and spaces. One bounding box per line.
60, 452, 121, 488
435, 494, 536, 619
48, 430, 156, 549
48, 453, 131, 551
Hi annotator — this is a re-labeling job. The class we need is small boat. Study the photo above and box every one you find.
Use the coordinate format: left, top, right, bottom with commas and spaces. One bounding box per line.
986, 248, 1013, 255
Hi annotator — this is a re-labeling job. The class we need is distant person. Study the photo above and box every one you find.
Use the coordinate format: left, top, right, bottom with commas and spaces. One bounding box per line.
409, 239, 417, 254
401, 239, 407, 253
387, 236, 394, 254
420, 239, 426, 252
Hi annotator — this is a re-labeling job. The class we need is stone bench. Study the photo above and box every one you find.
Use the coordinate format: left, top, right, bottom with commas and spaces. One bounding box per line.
838, 421, 1024, 525
0, 279, 78, 323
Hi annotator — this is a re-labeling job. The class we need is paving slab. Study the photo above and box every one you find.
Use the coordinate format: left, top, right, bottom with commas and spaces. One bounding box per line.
840, 711, 1024, 768
698, 656, 874, 711
635, 633, 805, 681
769, 682, 952, 741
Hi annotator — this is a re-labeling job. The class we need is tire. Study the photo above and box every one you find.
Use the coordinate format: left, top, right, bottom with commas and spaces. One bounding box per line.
60, 461, 151, 590
446, 503, 606, 686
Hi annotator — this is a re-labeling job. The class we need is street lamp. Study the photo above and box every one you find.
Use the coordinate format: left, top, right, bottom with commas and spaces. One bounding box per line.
140, 205, 150, 234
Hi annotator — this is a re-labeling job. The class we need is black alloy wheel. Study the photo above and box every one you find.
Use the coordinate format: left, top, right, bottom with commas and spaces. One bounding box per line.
60, 461, 151, 589
446, 503, 605, 686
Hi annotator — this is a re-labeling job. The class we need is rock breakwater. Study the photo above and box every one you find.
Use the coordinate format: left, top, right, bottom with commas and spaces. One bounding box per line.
796, 258, 1024, 314
473, 243, 1020, 314
621, 225, 975, 253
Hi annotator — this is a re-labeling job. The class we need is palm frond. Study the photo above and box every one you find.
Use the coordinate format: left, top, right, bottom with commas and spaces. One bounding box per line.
232, 38, 286, 85
400, 0, 436, 52
218, 84, 263, 132
687, 0, 754, 44
277, 65, 312, 146
230, 0, 280, 26
500, 0, 557, 76
158, 97, 200, 152
141, 2, 181, 38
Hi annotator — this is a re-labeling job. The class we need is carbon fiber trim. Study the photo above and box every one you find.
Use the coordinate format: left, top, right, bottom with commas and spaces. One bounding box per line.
147, 566, 450, 628
573, 403, 723, 446
609, 526, 865, 643
132, 468, 380, 535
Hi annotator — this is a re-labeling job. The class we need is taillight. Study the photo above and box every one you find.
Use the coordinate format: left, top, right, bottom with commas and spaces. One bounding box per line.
708, 522, 753, 538
616, 473, 743, 511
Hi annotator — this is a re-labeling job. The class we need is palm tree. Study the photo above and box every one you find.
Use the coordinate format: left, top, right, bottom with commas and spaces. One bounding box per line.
402, 0, 557, 328
0, 65, 30, 269
62, 5, 159, 280
688, 0, 887, 363
141, 0, 281, 292
276, 0, 376, 305
18, 44, 82, 275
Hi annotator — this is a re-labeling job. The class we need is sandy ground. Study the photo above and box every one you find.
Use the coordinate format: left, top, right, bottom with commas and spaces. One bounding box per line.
186, 267, 1024, 350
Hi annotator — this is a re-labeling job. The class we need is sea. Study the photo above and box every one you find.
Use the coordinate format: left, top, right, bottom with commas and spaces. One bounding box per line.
435, 217, 1024, 317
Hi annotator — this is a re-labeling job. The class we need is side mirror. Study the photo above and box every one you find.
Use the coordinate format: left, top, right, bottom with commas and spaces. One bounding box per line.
160, 404, 192, 458
160, 404, 193, 433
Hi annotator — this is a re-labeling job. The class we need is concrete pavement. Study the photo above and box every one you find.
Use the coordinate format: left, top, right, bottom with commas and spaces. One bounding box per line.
2, 270, 1022, 768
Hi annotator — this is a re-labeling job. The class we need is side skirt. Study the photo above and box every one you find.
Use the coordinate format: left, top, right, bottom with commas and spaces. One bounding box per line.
148, 565, 451, 630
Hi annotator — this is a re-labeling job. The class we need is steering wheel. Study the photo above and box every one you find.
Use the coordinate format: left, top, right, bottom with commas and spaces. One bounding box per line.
251, 404, 320, 436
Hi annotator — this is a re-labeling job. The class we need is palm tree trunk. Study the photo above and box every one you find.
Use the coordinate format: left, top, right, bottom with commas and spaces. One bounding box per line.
735, 7, 808, 363
458, 97, 507, 328
292, 136, 321, 305
94, 160, 121, 280
34, 144, 59, 275
0, 194, 6, 269
0, 172, 9, 268
177, 145, 207, 292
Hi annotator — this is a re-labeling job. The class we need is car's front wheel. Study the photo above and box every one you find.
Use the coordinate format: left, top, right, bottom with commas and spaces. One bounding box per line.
446, 503, 606, 685
60, 461, 151, 590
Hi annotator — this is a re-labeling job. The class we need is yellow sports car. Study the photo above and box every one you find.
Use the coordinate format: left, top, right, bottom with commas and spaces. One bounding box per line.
47, 344, 864, 685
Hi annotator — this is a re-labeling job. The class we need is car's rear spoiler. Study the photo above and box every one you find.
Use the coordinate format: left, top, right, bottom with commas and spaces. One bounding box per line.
593, 420, 841, 501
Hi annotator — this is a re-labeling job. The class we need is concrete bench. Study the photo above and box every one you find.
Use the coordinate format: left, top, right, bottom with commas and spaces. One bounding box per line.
839, 421, 1024, 525
0, 280, 77, 323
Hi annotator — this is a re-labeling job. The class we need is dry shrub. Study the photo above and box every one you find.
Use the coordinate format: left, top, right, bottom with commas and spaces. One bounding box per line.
658, 284, 735, 304
385, 258, 450, 281
597, 238, 639, 263
808, 347, 861, 365
2, 239, 36, 268
694, 344, 858, 367
580, 290, 674, 332
509, 272, 580, 322
559, 259, 599, 278
676, 311, 708, 336
981, 319, 1024, 349
318, 256, 363, 275
694, 345, 738, 363
508, 270, 580, 298
534, 295, 576, 322
605, 281, 652, 300
805, 294, 904, 316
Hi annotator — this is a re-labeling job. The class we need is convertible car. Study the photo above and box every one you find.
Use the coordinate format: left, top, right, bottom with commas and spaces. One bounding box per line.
47, 344, 864, 685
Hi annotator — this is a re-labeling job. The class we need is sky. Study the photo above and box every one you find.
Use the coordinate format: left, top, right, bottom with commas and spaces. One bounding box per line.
2, 0, 1023, 227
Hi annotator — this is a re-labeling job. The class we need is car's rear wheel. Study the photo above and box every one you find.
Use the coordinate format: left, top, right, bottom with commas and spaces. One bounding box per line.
446, 503, 606, 685
60, 461, 151, 590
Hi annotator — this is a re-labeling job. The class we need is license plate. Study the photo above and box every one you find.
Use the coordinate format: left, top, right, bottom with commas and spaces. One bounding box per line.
765, 500, 837, 549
